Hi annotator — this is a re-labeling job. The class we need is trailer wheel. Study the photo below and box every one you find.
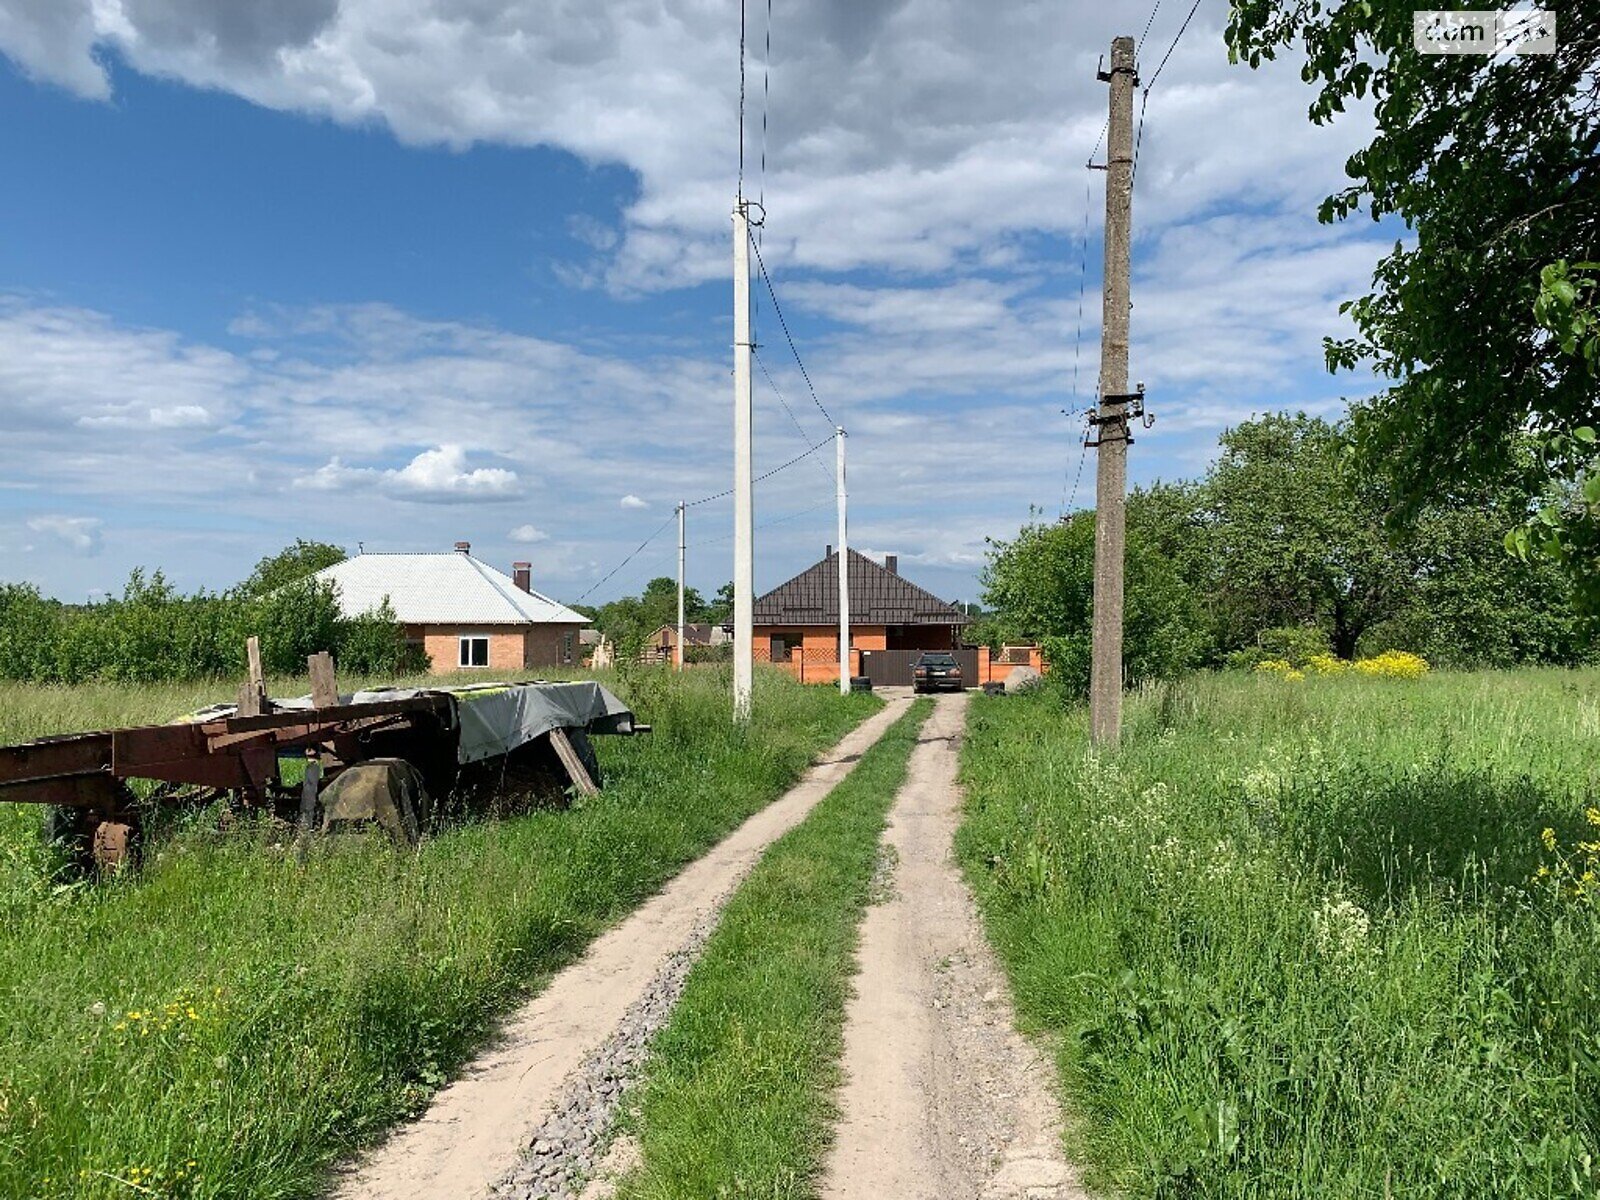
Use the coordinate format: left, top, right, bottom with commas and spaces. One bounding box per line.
41, 805, 142, 879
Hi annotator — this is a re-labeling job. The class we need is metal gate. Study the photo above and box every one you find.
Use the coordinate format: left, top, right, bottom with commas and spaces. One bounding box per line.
858, 648, 978, 689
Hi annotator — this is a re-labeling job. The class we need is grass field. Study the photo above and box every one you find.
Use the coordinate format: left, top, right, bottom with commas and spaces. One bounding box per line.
959, 668, 1600, 1198
616, 698, 933, 1200
0, 666, 878, 1200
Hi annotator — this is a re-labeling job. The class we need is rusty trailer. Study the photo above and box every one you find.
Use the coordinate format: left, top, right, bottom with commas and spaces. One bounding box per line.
0, 676, 644, 873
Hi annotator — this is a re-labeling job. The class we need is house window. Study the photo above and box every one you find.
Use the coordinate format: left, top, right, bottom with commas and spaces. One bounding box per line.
459, 635, 491, 669
562, 631, 574, 665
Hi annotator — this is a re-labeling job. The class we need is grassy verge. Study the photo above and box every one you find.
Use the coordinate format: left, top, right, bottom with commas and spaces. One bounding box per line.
958, 668, 1600, 1199
0, 667, 879, 1200
615, 698, 934, 1199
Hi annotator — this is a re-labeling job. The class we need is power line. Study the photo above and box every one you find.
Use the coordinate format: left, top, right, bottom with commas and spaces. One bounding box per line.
574, 433, 838, 602
575, 513, 677, 603
748, 234, 836, 428
687, 432, 838, 508
1060, 409, 1093, 517
756, 349, 837, 482
1145, 0, 1204, 93
1137, 0, 1164, 51
759, 0, 772, 220
737, 0, 748, 198
1132, 0, 1203, 181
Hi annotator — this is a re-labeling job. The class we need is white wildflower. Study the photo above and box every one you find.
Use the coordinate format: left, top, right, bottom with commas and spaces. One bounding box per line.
1312, 895, 1374, 962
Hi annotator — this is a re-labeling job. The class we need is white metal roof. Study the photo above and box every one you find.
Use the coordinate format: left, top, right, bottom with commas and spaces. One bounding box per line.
312, 554, 588, 627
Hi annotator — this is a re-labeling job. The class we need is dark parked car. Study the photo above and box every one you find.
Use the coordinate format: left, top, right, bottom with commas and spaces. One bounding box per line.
912, 651, 964, 693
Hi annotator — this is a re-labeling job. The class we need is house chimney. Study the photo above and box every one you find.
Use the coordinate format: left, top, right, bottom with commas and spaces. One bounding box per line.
826, 544, 833, 559
512, 561, 532, 593
454, 540, 472, 555
885, 554, 898, 575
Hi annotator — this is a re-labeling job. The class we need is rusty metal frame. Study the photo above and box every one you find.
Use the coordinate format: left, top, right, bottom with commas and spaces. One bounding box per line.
0, 695, 456, 810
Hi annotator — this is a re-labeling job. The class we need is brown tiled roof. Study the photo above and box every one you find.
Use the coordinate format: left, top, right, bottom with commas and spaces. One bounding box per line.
753, 550, 967, 627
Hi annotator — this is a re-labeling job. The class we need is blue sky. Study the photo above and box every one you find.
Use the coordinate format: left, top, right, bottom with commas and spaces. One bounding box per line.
0, 0, 1385, 608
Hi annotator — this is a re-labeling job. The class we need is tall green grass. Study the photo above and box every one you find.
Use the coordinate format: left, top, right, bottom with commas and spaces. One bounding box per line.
616, 698, 934, 1200
0, 667, 878, 1200
958, 668, 1600, 1198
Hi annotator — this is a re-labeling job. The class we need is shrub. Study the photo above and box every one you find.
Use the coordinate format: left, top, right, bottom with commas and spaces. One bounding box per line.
1353, 650, 1430, 679
1257, 624, 1333, 667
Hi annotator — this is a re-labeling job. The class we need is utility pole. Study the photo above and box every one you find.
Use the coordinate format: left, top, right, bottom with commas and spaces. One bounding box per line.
835, 427, 850, 696
676, 500, 687, 671
1089, 34, 1137, 748
732, 199, 755, 722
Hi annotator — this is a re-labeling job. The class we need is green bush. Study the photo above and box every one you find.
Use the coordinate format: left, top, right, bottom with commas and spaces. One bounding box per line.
1257, 624, 1333, 667
0, 545, 422, 684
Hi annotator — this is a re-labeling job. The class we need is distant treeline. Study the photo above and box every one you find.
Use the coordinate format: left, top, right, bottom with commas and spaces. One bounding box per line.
0, 541, 424, 684
982, 414, 1597, 694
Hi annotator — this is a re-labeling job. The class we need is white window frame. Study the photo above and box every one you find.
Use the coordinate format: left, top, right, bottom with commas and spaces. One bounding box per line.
458, 634, 491, 669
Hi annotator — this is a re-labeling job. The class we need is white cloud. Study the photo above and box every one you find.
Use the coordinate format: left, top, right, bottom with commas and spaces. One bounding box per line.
0, 2, 1370, 292
620, 494, 649, 510
27, 514, 103, 555
297, 456, 379, 492
509, 523, 549, 543
296, 444, 520, 502
387, 444, 520, 500
76, 402, 214, 429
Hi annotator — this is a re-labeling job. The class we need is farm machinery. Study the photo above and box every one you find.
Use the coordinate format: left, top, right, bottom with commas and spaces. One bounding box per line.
0, 657, 646, 874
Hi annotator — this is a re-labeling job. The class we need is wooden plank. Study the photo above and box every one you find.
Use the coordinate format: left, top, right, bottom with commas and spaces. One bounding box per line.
547, 727, 599, 797
308, 652, 339, 709
239, 636, 267, 718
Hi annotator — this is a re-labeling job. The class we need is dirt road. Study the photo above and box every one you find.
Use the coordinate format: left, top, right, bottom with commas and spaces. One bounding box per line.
332, 695, 911, 1200
822, 693, 1084, 1200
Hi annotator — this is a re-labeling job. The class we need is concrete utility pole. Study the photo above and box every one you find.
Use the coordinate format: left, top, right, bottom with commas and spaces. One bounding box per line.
835, 427, 850, 696
1089, 34, 1137, 749
676, 500, 687, 671
732, 199, 755, 722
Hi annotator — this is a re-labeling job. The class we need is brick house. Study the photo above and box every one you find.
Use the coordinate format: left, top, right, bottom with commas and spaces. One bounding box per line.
313, 542, 588, 674
752, 548, 969, 683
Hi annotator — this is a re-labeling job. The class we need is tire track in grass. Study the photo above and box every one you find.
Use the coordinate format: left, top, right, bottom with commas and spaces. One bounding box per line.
600, 699, 935, 1200
333, 692, 909, 1200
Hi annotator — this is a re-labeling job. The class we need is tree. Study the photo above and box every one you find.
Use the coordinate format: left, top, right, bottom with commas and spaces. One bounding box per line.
1226, 2, 1600, 605
590, 576, 713, 658
240, 539, 346, 597
1203, 413, 1409, 658
978, 415, 1588, 681
981, 512, 1209, 696
705, 581, 735, 626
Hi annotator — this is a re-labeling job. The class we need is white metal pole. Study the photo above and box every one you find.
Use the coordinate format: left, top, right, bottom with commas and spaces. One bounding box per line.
676, 500, 686, 671
836, 427, 850, 696
732, 200, 755, 722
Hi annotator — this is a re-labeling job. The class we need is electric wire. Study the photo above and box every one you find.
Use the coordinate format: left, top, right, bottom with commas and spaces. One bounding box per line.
757, 349, 838, 482
575, 513, 677, 603
748, 234, 836, 429
1134, 0, 1206, 181
574, 433, 838, 602
759, 0, 771, 229
1138, 0, 1164, 52
737, 0, 747, 198
686, 432, 838, 508
1145, 0, 1204, 92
